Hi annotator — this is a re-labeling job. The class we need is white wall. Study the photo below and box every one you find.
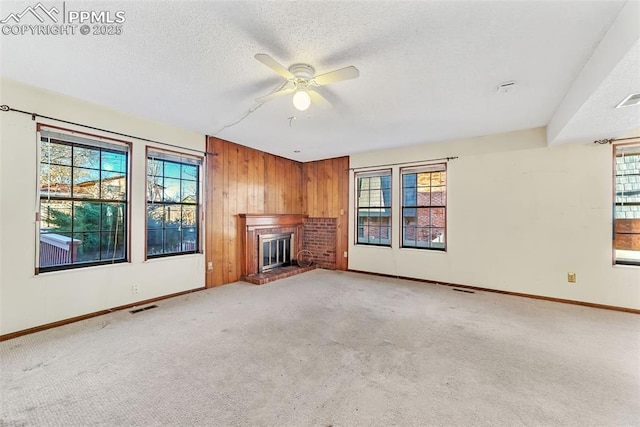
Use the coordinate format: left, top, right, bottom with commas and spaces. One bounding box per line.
349, 128, 640, 310
0, 79, 206, 335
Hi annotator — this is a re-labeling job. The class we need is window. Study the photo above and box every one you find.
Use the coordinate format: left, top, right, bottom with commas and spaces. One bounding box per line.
356, 170, 392, 246
614, 144, 640, 266
401, 164, 446, 250
147, 149, 201, 257
39, 129, 129, 272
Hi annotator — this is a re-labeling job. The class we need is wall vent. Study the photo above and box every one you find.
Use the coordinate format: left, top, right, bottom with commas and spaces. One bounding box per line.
453, 288, 475, 294
129, 305, 158, 314
497, 81, 517, 93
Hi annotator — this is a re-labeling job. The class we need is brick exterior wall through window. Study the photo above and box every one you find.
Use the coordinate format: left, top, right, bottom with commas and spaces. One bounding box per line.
615, 144, 640, 264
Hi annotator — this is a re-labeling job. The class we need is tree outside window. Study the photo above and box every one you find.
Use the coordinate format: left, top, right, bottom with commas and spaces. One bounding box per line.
39, 132, 128, 271
147, 151, 201, 257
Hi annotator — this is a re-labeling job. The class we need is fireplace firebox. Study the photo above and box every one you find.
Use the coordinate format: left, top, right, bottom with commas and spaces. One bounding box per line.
259, 233, 294, 272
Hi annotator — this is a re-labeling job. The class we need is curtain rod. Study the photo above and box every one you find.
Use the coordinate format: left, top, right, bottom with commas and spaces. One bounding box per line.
594, 136, 640, 144
0, 104, 214, 156
349, 156, 458, 171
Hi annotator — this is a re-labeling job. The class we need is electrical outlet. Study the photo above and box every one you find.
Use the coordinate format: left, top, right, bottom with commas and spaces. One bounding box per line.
132, 284, 140, 294
343, 251, 348, 258
207, 261, 213, 271
567, 273, 576, 283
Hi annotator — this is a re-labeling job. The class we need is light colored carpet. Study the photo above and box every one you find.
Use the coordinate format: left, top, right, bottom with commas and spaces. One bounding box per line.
1, 269, 639, 426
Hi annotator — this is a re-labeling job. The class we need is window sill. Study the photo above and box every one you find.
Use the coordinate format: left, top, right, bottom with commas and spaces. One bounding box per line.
35, 260, 130, 277
354, 244, 392, 249
613, 263, 640, 269
400, 247, 447, 253
144, 252, 203, 263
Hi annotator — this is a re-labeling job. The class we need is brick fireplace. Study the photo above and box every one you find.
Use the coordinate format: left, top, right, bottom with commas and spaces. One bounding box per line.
238, 214, 307, 278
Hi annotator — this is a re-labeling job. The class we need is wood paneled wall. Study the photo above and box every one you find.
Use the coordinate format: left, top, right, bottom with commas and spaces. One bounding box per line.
302, 157, 350, 270
206, 137, 349, 287
206, 137, 304, 286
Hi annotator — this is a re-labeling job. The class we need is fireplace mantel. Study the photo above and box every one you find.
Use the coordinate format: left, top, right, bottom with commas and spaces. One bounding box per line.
239, 214, 308, 277
239, 214, 308, 229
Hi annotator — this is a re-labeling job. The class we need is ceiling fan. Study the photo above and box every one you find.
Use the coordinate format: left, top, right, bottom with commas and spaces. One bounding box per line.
254, 53, 359, 111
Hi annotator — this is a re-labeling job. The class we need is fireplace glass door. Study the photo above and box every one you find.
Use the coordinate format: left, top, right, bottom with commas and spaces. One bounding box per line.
259, 233, 294, 272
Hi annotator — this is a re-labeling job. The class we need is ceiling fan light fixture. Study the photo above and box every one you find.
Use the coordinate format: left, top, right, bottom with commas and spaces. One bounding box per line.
293, 90, 311, 111
254, 54, 359, 111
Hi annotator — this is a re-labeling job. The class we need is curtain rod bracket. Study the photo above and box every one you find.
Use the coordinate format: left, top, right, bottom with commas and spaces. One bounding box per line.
594, 136, 640, 144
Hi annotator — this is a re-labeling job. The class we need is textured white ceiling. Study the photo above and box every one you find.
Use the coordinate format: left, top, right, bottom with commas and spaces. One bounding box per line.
1, 0, 637, 161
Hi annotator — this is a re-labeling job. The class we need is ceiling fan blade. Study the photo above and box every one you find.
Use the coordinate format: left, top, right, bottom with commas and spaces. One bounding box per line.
255, 87, 295, 103
312, 66, 359, 86
254, 53, 294, 80
308, 89, 332, 110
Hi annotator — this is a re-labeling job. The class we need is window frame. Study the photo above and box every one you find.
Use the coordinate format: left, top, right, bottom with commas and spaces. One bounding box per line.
145, 146, 203, 259
37, 124, 131, 273
354, 169, 393, 247
613, 142, 640, 267
400, 163, 447, 251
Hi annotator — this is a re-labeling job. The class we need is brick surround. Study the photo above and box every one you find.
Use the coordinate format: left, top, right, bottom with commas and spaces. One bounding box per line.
239, 214, 307, 280
303, 217, 337, 270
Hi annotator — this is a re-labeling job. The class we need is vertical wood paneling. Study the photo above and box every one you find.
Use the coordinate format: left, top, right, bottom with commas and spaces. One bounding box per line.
302, 156, 350, 271
323, 159, 332, 216
337, 157, 350, 270
238, 146, 249, 214
311, 161, 319, 215
264, 154, 275, 212
246, 147, 256, 213
207, 138, 225, 287
276, 157, 283, 212
222, 142, 232, 283
236, 146, 249, 281
257, 150, 265, 213
206, 137, 306, 286
283, 158, 292, 212
304, 161, 314, 215
225, 140, 238, 284
204, 138, 214, 287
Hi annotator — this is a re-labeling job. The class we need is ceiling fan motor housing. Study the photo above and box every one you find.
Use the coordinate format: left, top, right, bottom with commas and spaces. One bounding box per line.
289, 64, 315, 79
289, 64, 315, 89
